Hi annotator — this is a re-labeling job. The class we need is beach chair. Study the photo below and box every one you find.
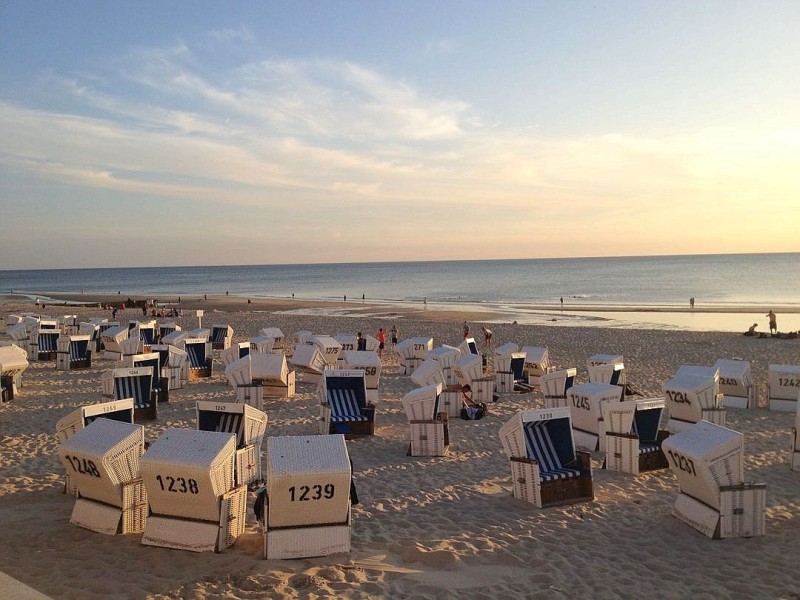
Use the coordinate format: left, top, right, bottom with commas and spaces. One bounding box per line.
396, 337, 434, 375
158, 321, 180, 342
60, 315, 79, 335
160, 329, 188, 349
112, 366, 157, 422
140, 428, 247, 552
290, 343, 328, 384
0, 343, 28, 401
587, 354, 626, 391
5, 323, 31, 360
452, 352, 494, 403
499, 407, 594, 508
662, 421, 765, 538
540, 368, 577, 409
426, 345, 461, 386
262, 435, 353, 559
318, 369, 375, 437
225, 355, 262, 408
185, 337, 213, 380
78, 321, 101, 352
56, 334, 92, 371
664, 367, 725, 432
31, 327, 59, 361
260, 327, 285, 352
291, 330, 313, 354
220, 342, 250, 368
714, 359, 753, 409
343, 350, 382, 404
767, 364, 800, 412
249, 335, 275, 355
567, 382, 624, 451
252, 352, 296, 399
196, 400, 268, 487
333, 333, 359, 354
410, 359, 446, 388
100, 325, 129, 360
119, 335, 143, 359
458, 337, 480, 357
131, 320, 157, 351
150, 344, 187, 390
521, 346, 551, 387
495, 351, 530, 393
401, 383, 449, 456
57, 418, 147, 535
311, 335, 343, 369
211, 324, 234, 351
125, 352, 169, 403
602, 398, 669, 475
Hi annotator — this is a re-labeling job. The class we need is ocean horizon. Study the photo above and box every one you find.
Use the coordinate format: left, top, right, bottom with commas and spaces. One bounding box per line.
2, 252, 799, 332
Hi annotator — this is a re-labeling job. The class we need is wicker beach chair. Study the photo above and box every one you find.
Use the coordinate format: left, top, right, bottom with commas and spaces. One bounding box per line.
500, 407, 594, 508
220, 342, 250, 368
55, 334, 92, 371
125, 352, 169, 403
587, 354, 626, 392
100, 325, 129, 360
211, 324, 234, 351
290, 343, 328, 384
396, 337, 434, 375
452, 352, 494, 403
259, 327, 285, 352
0, 343, 28, 402
57, 418, 147, 535
540, 368, 577, 409
342, 350, 382, 404
567, 382, 624, 451
495, 350, 530, 393
185, 337, 213, 380
714, 359, 753, 409
262, 435, 353, 559
426, 345, 461, 386
112, 366, 157, 422
140, 428, 247, 552
31, 327, 59, 361
401, 383, 449, 456
158, 320, 180, 342
767, 364, 800, 412
318, 369, 374, 437
196, 400, 268, 487
662, 421, 765, 538
150, 343, 187, 390
664, 366, 725, 432
249, 335, 275, 355
311, 335, 343, 369
410, 359, 446, 388
602, 398, 669, 474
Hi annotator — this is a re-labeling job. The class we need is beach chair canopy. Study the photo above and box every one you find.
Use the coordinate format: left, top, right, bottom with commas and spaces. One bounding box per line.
291, 343, 327, 374
401, 383, 443, 421
185, 338, 211, 368
56, 398, 135, 443
768, 364, 800, 400
260, 327, 284, 349
714, 359, 752, 400
663, 371, 719, 423
160, 330, 187, 348
220, 342, 250, 367
211, 324, 233, 345
113, 367, 154, 410
452, 353, 483, 386
495, 342, 520, 357
249, 335, 275, 354
0, 344, 29, 379
425, 345, 461, 369
540, 368, 577, 398
410, 359, 446, 388
312, 335, 343, 366
342, 350, 382, 388
458, 337, 479, 356
567, 382, 624, 438
251, 352, 290, 384
196, 400, 267, 450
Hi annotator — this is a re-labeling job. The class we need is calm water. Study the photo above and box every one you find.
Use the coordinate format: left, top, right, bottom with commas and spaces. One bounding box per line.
2, 253, 798, 331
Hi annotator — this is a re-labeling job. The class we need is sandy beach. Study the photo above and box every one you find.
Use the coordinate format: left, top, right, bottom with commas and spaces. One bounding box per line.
1, 297, 799, 599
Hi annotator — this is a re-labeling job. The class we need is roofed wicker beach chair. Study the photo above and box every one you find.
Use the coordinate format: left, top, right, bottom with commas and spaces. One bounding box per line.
185, 336, 213, 380
540, 367, 577, 409
125, 352, 169, 404
196, 400, 267, 487
290, 343, 328, 384
426, 345, 461, 386
452, 352, 494, 403
130, 320, 157, 351
495, 349, 530, 393
262, 434, 353, 559
31, 327, 59, 361
566, 382, 624, 451
159, 329, 187, 349
714, 358, 753, 409
140, 428, 247, 552
57, 418, 147, 535
100, 325, 129, 360
211, 324, 234, 351
259, 327, 285, 352
220, 342, 249, 368
587, 354, 626, 392
251, 352, 295, 399
458, 336, 480, 357
664, 366, 725, 432
56, 334, 92, 371
500, 407, 594, 508
150, 343, 187, 390
768, 364, 800, 412
410, 359, 446, 388
311, 335, 343, 369
158, 320, 180, 342
401, 383, 449, 456
112, 366, 157, 422
318, 369, 374, 438
249, 335, 275, 355
0, 343, 28, 402
5, 323, 30, 359
662, 421, 765, 538
602, 398, 669, 475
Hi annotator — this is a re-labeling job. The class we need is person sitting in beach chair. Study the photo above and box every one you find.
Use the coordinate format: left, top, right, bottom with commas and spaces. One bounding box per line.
460, 384, 487, 420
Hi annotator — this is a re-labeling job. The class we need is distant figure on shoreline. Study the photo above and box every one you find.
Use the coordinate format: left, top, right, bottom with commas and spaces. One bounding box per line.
767, 310, 777, 334
689, 297, 695, 309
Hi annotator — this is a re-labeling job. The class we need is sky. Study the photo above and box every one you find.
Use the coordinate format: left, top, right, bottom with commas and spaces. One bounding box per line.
1, 1, 799, 269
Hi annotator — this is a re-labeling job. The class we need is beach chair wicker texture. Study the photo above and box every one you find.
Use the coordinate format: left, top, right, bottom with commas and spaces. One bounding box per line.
0, 344, 28, 401
410, 359, 446, 388
453, 353, 483, 387
664, 368, 725, 430
768, 364, 800, 411
713, 359, 752, 409
603, 398, 669, 474
567, 382, 623, 451
56, 398, 135, 444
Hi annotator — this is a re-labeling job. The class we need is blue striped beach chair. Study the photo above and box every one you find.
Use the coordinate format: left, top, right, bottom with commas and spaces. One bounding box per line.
319, 370, 374, 437
211, 325, 233, 351
499, 407, 593, 508
112, 366, 157, 421
56, 335, 92, 370
185, 338, 213, 380
35, 329, 60, 361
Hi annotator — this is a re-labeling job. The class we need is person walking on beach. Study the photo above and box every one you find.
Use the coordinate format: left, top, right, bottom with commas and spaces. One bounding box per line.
481, 326, 493, 349
690, 297, 695, 309
376, 328, 386, 358
35, 296, 40, 308
390, 324, 399, 347
767, 310, 777, 335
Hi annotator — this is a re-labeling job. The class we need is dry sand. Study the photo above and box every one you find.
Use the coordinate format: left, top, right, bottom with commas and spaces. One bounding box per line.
1, 299, 799, 599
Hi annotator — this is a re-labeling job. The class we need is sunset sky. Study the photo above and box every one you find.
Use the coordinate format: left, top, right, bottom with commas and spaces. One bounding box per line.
1, 1, 798, 269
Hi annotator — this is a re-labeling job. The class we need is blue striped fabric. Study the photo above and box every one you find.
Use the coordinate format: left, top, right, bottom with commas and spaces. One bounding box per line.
114, 375, 152, 409
140, 328, 155, 344
186, 343, 206, 368
639, 444, 661, 454
328, 388, 369, 422
70, 340, 89, 361
212, 327, 228, 344
39, 332, 58, 352
215, 413, 244, 447
523, 421, 580, 481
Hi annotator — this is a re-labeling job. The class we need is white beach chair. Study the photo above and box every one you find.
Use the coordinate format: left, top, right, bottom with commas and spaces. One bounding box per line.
249, 335, 275, 355
260, 327, 285, 352
112, 366, 157, 422
57, 418, 147, 535
410, 359, 446, 388
664, 367, 725, 432
343, 350, 382, 404
567, 382, 624, 451
0, 343, 28, 402
131, 320, 157, 351
185, 337, 213, 380
714, 359, 753, 409
31, 328, 60, 361
5, 323, 31, 360
290, 343, 328, 384
100, 325, 129, 360
661, 421, 765, 538
211, 324, 234, 351
495, 351, 530, 394
160, 329, 188, 349
587, 354, 626, 392
540, 368, 577, 409
225, 355, 264, 409
158, 321, 180, 341
251, 352, 296, 399
140, 428, 247, 552
452, 352, 494, 403
499, 407, 594, 509
602, 398, 670, 475
220, 342, 250, 368
767, 364, 800, 412
401, 383, 449, 456
150, 344, 187, 390
426, 345, 461, 386
262, 435, 353, 559
458, 337, 480, 357
56, 334, 93, 371
312, 335, 343, 369
521, 346, 551, 384
396, 337, 435, 375
196, 400, 268, 487
318, 369, 374, 437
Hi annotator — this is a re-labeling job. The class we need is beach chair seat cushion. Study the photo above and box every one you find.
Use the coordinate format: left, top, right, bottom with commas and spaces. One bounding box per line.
115, 376, 151, 409
638, 443, 661, 454
328, 389, 369, 422
524, 420, 581, 482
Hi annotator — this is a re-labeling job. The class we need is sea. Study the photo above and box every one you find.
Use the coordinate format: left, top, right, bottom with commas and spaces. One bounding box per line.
2, 253, 799, 332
